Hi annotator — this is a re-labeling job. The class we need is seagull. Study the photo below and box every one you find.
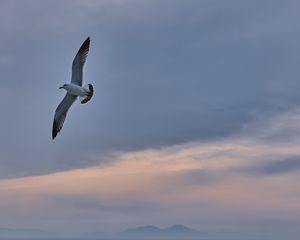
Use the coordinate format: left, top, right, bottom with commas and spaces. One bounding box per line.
52, 37, 94, 139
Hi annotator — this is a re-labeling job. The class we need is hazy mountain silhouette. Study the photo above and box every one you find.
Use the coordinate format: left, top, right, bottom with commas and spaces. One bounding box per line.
119, 224, 203, 239
0, 225, 204, 239
0, 228, 54, 238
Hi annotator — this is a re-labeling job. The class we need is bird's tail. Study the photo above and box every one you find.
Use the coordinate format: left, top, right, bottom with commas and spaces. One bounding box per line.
81, 83, 94, 104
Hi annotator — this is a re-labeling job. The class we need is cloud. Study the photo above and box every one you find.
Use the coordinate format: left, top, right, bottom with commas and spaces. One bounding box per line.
1, 0, 300, 178
1, 1, 300, 237
246, 156, 300, 176
1, 108, 300, 234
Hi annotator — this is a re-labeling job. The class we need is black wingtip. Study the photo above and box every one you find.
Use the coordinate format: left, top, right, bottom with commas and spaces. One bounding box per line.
52, 120, 57, 140
79, 37, 90, 52
84, 37, 90, 45
81, 83, 94, 104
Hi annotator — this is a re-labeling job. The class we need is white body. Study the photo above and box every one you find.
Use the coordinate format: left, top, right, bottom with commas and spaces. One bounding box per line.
62, 84, 88, 97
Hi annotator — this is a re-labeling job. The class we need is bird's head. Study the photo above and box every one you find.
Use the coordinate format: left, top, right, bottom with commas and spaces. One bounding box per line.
59, 84, 67, 89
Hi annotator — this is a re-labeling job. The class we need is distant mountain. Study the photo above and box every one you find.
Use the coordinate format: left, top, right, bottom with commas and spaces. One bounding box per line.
119, 224, 203, 239
164, 224, 200, 236
82, 231, 110, 238
120, 225, 161, 237
0, 225, 204, 239
0, 228, 54, 238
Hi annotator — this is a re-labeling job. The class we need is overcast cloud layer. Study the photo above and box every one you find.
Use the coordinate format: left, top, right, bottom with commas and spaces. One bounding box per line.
0, 0, 300, 238
0, 0, 299, 177
1, 107, 300, 239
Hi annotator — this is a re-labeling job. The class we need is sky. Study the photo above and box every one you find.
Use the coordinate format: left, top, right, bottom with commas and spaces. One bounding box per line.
0, 0, 300, 239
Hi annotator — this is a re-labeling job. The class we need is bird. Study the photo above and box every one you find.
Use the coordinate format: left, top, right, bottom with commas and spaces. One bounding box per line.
52, 37, 94, 139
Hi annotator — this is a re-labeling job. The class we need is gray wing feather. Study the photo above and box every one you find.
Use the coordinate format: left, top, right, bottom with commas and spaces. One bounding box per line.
52, 93, 77, 139
71, 37, 90, 86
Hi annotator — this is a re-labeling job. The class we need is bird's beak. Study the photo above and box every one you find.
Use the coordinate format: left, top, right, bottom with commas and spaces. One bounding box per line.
59, 86, 63, 89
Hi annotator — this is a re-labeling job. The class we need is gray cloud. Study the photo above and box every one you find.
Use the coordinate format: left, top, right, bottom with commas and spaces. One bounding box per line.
0, 0, 300, 178
178, 168, 231, 186
247, 156, 300, 176
48, 196, 161, 214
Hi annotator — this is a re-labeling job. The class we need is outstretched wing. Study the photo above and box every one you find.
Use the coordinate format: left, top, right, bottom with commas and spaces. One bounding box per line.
71, 37, 90, 86
52, 93, 77, 139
